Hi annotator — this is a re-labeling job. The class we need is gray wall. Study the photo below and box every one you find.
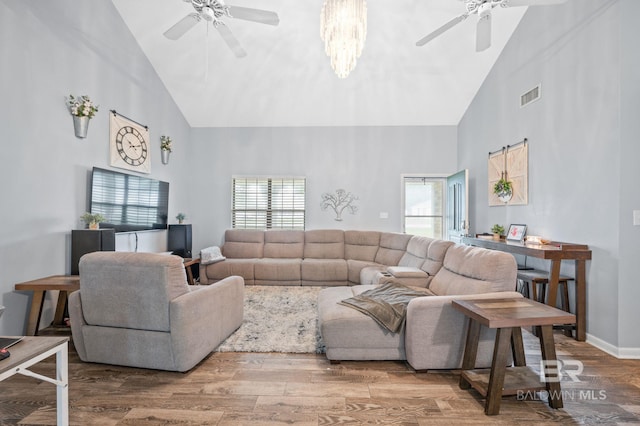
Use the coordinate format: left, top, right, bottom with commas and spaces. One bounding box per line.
189, 126, 458, 252
459, 0, 639, 352
0, 0, 191, 335
618, 0, 640, 352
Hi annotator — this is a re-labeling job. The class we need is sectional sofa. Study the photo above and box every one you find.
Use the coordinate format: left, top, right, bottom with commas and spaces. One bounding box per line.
200, 229, 449, 286
201, 229, 521, 370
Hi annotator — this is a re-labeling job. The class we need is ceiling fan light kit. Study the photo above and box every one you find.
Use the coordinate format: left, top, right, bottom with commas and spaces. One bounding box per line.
320, 0, 367, 79
416, 0, 568, 53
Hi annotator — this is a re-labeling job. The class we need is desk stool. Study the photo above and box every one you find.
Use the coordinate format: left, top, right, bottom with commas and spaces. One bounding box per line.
517, 270, 574, 337
517, 269, 572, 313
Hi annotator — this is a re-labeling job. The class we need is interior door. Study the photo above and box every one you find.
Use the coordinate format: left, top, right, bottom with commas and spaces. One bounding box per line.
446, 169, 469, 243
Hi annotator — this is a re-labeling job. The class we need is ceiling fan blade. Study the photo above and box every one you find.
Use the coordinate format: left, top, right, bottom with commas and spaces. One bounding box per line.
476, 13, 491, 52
502, 0, 567, 6
416, 14, 468, 47
215, 22, 247, 58
227, 6, 280, 26
164, 13, 201, 40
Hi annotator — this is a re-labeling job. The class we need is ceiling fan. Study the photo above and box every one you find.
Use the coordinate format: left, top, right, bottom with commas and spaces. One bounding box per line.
163, 0, 280, 58
416, 0, 567, 52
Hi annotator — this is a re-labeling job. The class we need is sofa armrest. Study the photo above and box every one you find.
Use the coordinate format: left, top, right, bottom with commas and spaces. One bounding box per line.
169, 276, 244, 370
405, 291, 523, 370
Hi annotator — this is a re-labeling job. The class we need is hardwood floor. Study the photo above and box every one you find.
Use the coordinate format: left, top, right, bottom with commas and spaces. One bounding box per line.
2, 329, 639, 425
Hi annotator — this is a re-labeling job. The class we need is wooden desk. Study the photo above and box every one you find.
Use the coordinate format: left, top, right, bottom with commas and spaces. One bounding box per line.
14, 276, 80, 336
453, 298, 576, 415
0, 336, 69, 425
463, 237, 591, 341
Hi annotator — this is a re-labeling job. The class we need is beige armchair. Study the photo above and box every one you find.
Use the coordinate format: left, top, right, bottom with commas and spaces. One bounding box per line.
68, 251, 244, 372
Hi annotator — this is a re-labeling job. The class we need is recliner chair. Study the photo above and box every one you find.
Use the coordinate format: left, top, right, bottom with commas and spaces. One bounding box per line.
68, 251, 244, 372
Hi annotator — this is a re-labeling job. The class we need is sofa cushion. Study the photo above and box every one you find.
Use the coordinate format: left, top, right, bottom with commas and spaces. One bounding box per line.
202, 258, 256, 285
387, 266, 429, 278
301, 258, 348, 280
263, 230, 304, 258
344, 230, 381, 262
318, 286, 406, 361
347, 259, 381, 284
254, 258, 302, 285
222, 229, 264, 259
359, 265, 388, 285
420, 239, 455, 276
374, 232, 412, 266
398, 236, 433, 268
303, 229, 345, 259
429, 244, 517, 296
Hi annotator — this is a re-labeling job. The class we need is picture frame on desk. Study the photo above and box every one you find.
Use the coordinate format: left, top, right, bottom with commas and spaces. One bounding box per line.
506, 224, 527, 242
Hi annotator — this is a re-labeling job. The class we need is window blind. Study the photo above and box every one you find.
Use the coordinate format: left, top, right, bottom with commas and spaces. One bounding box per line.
232, 177, 306, 230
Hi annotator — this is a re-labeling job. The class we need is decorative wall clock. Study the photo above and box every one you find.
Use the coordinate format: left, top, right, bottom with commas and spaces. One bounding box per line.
109, 110, 151, 174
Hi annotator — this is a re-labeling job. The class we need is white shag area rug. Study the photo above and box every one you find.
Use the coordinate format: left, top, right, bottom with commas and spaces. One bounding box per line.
216, 286, 326, 354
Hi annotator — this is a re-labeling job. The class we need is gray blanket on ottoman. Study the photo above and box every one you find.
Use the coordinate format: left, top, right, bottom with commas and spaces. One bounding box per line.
339, 283, 433, 333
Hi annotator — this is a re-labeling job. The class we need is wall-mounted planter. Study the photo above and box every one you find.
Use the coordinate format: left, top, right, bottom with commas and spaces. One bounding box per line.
161, 150, 170, 165
73, 115, 90, 138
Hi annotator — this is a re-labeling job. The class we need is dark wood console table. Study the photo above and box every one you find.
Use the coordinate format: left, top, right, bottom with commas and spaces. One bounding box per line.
462, 237, 591, 341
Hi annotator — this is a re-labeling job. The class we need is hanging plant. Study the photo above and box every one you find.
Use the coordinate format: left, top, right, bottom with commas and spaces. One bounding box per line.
493, 176, 513, 202
160, 135, 172, 152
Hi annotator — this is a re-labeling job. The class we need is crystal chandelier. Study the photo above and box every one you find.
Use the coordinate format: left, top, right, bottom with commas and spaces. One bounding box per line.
320, 0, 367, 79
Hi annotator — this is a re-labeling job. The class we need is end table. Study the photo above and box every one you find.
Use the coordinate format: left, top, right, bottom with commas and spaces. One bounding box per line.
452, 297, 576, 415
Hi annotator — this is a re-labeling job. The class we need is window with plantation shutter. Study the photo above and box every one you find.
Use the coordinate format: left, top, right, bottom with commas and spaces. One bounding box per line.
232, 177, 306, 230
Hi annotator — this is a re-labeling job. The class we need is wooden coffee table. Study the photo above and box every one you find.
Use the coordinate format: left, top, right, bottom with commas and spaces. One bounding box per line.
15, 276, 80, 336
452, 297, 576, 415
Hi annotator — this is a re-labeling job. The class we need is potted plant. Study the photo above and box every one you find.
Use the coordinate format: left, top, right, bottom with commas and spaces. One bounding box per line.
176, 213, 186, 224
67, 94, 98, 138
80, 212, 106, 230
491, 224, 505, 240
160, 135, 172, 165
493, 177, 513, 202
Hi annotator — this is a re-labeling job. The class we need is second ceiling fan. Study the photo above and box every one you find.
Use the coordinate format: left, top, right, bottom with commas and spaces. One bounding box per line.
416, 0, 567, 52
164, 0, 280, 58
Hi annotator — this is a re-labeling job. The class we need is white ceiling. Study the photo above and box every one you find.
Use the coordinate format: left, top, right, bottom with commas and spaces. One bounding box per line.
112, 0, 527, 128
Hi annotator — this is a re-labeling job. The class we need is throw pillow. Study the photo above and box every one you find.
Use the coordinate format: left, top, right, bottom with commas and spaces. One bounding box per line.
200, 246, 226, 265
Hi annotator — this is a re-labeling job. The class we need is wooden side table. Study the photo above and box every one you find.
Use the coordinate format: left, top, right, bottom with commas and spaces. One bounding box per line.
15, 276, 80, 336
452, 298, 576, 415
183, 257, 200, 285
0, 336, 69, 425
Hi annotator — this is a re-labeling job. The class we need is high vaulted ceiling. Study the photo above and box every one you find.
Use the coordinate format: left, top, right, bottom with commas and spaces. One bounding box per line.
112, 0, 527, 128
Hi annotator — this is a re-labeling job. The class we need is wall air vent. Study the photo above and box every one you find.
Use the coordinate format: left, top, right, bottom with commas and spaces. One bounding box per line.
520, 84, 541, 108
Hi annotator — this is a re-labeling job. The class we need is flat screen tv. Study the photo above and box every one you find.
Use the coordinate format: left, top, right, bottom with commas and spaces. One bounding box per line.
89, 167, 169, 232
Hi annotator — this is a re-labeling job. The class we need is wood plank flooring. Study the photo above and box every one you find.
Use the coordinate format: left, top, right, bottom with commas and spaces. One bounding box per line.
1, 329, 639, 425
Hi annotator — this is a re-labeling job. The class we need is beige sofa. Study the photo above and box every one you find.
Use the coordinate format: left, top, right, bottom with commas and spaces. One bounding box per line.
201, 229, 520, 370
200, 229, 420, 286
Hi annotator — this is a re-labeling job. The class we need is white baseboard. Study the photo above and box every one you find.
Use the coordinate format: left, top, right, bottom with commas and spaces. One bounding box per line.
586, 333, 640, 359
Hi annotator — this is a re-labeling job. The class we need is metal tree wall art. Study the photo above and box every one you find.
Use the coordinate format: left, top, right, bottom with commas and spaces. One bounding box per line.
321, 189, 359, 221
